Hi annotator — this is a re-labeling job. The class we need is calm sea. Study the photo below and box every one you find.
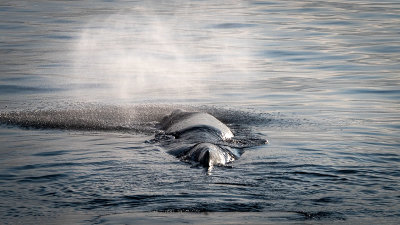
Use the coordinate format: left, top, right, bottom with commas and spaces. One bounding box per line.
1, 0, 400, 224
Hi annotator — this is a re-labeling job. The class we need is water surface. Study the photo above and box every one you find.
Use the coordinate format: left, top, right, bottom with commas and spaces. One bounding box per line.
1, 0, 400, 224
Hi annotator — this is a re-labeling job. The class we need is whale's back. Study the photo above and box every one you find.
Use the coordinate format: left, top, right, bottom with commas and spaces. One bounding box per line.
160, 110, 234, 141
181, 143, 237, 168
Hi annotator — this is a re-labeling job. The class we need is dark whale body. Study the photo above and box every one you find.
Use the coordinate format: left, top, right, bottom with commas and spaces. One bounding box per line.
160, 109, 233, 141
159, 109, 242, 170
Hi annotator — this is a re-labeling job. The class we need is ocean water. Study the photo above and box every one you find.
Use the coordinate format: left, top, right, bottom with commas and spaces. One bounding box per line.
1, 0, 400, 224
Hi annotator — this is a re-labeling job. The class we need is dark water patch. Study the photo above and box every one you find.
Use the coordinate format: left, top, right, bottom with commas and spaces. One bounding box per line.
38, 63, 65, 68
312, 20, 356, 26
11, 160, 117, 172
123, 194, 162, 201
117, 146, 145, 150
308, 64, 369, 71
66, 83, 112, 91
120, 195, 165, 208
0, 76, 41, 82
0, 24, 28, 30
39, 191, 58, 197
18, 174, 68, 183
12, 162, 82, 171
250, 161, 290, 167
360, 45, 400, 54
213, 182, 257, 187
0, 84, 62, 94
380, 157, 400, 163
0, 174, 17, 181
284, 164, 321, 169
262, 50, 320, 58
33, 150, 70, 157
363, 152, 400, 163
96, 211, 314, 225
345, 152, 400, 164
45, 35, 73, 40
51, 18, 75, 24
157, 202, 264, 213
311, 196, 343, 204
66, 194, 186, 210
292, 171, 341, 179
360, 189, 378, 195
85, 198, 120, 208
345, 88, 400, 95
298, 147, 321, 152
334, 151, 397, 164
382, 186, 397, 191
360, 141, 400, 148
210, 23, 256, 29
335, 169, 359, 174
88, 160, 119, 166
293, 211, 346, 221
252, 1, 281, 6
254, 174, 305, 183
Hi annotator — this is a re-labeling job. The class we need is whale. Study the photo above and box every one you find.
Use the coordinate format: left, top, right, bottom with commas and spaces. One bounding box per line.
160, 109, 233, 141
0, 107, 266, 171
159, 109, 241, 170
180, 143, 238, 168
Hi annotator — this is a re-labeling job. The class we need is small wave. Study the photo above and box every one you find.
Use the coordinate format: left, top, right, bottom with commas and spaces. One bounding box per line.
123, 194, 162, 201
213, 182, 257, 187
293, 211, 346, 221
210, 23, 256, 29
292, 171, 342, 179
157, 202, 264, 213
311, 196, 343, 204
0, 174, 17, 181
33, 150, 70, 157
12, 160, 117, 171
0, 84, 62, 94
13, 162, 81, 171
18, 174, 68, 183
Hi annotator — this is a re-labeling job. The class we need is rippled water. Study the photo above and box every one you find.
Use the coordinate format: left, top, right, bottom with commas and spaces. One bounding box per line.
1, 0, 400, 224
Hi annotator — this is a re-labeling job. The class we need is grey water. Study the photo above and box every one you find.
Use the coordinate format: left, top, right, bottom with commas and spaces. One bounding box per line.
1, 0, 400, 224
